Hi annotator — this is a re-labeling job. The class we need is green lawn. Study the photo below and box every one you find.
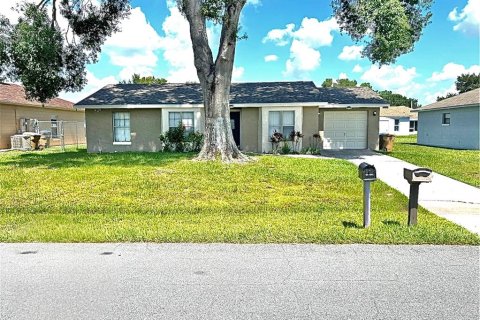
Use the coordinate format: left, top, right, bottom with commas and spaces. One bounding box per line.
388, 135, 480, 187
0, 147, 478, 244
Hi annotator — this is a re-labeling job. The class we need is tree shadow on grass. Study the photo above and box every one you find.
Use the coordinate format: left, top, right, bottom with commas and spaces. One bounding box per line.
382, 220, 401, 226
0, 149, 195, 169
342, 221, 362, 229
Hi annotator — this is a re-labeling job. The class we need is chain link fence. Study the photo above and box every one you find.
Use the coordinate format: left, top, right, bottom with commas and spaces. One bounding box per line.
11, 120, 85, 151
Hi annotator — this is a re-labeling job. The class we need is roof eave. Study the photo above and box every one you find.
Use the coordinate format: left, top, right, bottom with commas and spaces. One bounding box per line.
416, 103, 480, 112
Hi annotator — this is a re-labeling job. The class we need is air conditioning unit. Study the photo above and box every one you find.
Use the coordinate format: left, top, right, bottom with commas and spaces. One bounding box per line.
10, 135, 32, 150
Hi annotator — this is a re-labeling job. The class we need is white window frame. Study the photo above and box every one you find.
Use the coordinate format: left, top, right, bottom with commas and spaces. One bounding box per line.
113, 112, 131, 145
268, 111, 295, 139
442, 113, 451, 126
261, 107, 303, 153
168, 111, 195, 134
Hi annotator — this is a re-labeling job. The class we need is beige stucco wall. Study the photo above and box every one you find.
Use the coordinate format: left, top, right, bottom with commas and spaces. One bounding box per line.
302, 106, 320, 149
0, 103, 85, 149
318, 107, 380, 150
239, 107, 260, 153
86, 108, 163, 153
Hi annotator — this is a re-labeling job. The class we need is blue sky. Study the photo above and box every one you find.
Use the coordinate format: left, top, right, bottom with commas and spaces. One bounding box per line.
2, 0, 479, 105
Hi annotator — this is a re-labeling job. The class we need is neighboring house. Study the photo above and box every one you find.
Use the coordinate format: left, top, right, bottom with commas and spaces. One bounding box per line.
0, 83, 85, 149
75, 82, 388, 153
416, 88, 479, 150
379, 106, 418, 135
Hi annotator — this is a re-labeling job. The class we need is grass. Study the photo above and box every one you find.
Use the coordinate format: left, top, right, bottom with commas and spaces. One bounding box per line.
0, 147, 478, 244
387, 135, 480, 187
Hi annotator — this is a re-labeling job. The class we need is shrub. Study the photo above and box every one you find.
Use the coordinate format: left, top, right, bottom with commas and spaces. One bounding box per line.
159, 123, 204, 152
269, 131, 284, 154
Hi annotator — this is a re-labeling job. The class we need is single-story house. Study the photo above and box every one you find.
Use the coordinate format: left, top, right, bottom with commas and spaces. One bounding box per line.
0, 83, 85, 149
416, 88, 479, 150
379, 106, 418, 135
75, 81, 388, 153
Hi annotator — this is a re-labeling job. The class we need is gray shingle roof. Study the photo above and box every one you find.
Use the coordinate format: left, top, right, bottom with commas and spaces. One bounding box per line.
75, 81, 388, 107
416, 88, 480, 112
316, 87, 387, 105
76, 82, 322, 106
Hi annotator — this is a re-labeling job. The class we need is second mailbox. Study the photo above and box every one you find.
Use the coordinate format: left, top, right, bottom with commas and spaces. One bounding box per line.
403, 168, 433, 184
358, 162, 377, 181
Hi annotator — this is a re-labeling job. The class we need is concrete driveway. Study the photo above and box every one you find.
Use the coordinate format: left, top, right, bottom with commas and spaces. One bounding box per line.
1, 243, 479, 320
318, 150, 480, 234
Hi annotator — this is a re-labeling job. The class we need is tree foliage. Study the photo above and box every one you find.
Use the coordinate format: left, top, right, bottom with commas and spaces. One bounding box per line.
456, 73, 480, 93
321, 77, 418, 107
436, 73, 480, 101
360, 82, 372, 89
436, 92, 457, 102
321, 77, 358, 88
332, 0, 433, 65
378, 90, 418, 107
0, 0, 130, 102
120, 73, 168, 85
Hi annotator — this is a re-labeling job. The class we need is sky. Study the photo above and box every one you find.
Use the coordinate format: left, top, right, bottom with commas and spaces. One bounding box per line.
1, 0, 479, 105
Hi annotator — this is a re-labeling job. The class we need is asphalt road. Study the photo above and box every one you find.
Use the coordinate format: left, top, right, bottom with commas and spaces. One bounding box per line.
0, 244, 478, 320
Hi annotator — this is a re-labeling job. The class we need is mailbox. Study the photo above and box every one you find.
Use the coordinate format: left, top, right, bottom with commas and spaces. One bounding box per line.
358, 162, 377, 181
358, 162, 377, 228
403, 168, 433, 184
403, 167, 434, 226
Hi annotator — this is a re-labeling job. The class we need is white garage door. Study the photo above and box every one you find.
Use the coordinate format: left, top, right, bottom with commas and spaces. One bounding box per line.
323, 111, 368, 150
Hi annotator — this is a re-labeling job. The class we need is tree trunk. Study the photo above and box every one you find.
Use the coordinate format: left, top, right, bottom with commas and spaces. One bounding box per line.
197, 78, 248, 163
181, 0, 249, 163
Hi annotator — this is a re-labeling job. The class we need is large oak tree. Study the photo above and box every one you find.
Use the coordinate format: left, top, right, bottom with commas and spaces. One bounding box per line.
1, 0, 433, 162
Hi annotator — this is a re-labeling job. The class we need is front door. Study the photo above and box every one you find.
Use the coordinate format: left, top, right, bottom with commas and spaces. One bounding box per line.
230, 111, 241, 147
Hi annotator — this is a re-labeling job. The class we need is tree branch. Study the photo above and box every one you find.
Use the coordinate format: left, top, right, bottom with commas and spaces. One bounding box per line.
214, 0, 246, 81
51, 0, 57, 29
37, 0, 50, 9
182, 0, 214, 86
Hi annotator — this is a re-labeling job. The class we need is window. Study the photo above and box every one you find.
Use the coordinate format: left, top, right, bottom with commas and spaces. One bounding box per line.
269, 111, 295, 138
113, 112, 131, 143
394, 119, 400, 132
409, 120, 418, 132
51, 115, 58, 138
442, 113, 450, 125
169, 112, 194, 133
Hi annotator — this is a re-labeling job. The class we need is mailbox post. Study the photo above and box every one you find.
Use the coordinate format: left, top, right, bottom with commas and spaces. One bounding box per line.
358, 163, 377, 228
403, 168, 433, 226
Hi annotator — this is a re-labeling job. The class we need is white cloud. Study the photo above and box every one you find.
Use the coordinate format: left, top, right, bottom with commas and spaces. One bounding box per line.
262, 23, 295, 47
232, 66, 245, 82
424, 84, 457, 105
157, 2, 197, 82
284, 40, 321, 78
428, 62, 480, 82
246, 0, 261, 6
352, 64, 363, 73
293, 17, 338, 48
0, 0, 24, 23
338, 72, 348, 80
361, 65, 418, 91
60, 70, 116, 103
448, 0, 480, 34
264, 55, 279, 62
338, 45, 363, 61
102, 7, 162, 80
264, 17, 338, 78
